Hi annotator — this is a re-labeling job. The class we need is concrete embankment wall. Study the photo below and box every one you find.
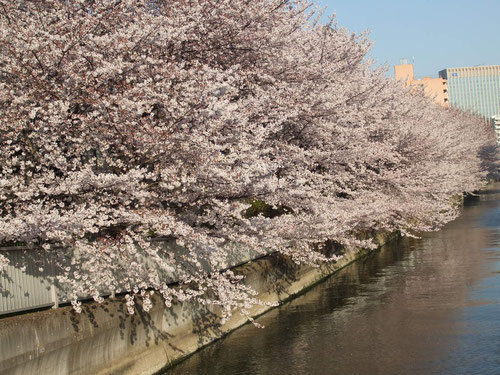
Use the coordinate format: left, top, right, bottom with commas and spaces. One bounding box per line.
0, 231, 394, 375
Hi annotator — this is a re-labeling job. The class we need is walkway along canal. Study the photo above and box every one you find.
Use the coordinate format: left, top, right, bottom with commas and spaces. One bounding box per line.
164, 183, 500, 375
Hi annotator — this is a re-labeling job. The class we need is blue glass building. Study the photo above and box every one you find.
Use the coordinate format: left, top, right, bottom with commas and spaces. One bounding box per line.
439, 65, 500, 120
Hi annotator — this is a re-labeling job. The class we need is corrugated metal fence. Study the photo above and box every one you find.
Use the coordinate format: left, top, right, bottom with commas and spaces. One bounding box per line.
0, 246, 59, 314
0, 240, 270, 316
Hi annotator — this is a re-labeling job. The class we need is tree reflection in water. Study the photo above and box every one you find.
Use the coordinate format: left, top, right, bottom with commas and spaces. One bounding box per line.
164, 185, 500, 375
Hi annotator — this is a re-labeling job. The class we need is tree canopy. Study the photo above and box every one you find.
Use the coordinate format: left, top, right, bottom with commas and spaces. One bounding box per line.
0, 0, 496, 319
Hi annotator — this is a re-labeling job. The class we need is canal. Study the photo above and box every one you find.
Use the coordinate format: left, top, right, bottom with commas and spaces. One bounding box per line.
164, 183, 500, 375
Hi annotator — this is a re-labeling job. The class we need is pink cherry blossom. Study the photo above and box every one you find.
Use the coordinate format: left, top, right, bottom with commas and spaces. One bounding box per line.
0, 0, 496, 319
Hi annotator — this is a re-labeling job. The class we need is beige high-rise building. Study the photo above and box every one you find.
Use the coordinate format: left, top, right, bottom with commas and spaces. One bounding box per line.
394, 63, 449, 107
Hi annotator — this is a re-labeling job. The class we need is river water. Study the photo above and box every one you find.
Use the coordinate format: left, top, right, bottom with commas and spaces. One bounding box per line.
164, 184, 500, 375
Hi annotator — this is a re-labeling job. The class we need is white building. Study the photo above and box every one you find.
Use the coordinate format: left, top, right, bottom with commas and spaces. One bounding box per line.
492, 115, 500, 144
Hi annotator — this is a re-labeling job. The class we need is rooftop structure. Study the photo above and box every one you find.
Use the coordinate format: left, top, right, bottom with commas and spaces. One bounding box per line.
394, 63, 449, 107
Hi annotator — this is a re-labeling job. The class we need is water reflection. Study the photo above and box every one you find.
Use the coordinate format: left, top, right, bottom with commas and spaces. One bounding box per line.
164, 184, 500, 375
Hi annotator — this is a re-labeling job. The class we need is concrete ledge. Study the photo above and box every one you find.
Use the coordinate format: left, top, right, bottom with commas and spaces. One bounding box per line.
0, 231, 395, 375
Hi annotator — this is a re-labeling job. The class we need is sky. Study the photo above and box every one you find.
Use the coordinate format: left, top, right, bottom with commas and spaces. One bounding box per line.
315, 0, 500, 78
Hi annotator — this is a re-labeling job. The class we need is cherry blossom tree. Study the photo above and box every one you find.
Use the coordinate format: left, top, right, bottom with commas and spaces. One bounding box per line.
0, 0, 495, 319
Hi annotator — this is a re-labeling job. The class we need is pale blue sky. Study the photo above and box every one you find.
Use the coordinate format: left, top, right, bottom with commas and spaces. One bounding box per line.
315, 0, 500, 78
